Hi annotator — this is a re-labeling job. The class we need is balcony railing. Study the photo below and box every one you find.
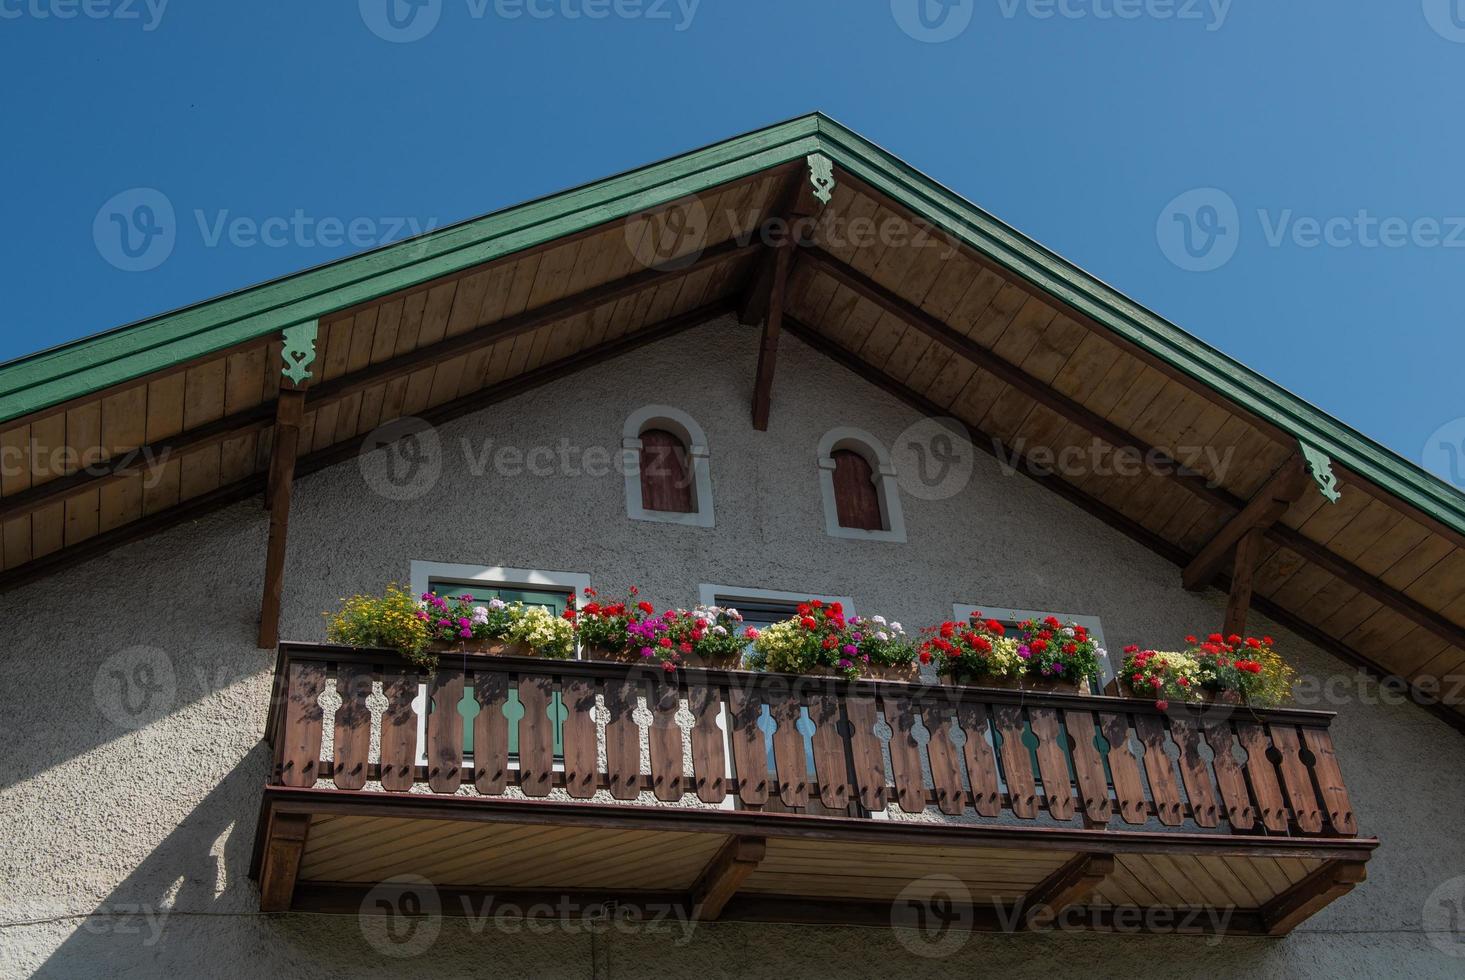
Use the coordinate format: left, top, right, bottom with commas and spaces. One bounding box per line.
252, 642, 1377, 934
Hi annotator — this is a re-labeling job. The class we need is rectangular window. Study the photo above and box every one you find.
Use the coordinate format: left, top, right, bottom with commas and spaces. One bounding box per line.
411, 563, 590, 766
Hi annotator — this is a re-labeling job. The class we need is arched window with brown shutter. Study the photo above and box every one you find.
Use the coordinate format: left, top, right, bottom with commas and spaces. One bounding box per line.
831, 449, 884, 531
638, 428, 694, 514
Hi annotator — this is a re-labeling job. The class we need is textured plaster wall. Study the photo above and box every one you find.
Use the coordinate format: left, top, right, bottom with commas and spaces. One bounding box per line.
0, 315, 1462, 978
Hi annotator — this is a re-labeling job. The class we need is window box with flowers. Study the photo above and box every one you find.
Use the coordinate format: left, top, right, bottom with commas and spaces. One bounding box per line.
1119, 633, 1296, 710
567, 586, 748, 673
921, 612, 1102, 693
746, 600, 918, 681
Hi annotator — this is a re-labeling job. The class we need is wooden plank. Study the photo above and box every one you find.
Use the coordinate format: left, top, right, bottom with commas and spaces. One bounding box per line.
1021, 853, 1115, 928
1269, 724, 1323, 833
956, 702, 1001, 817
1235, 721, 1290, 833
561, 677, 599, 800
770, 693, 809, 808
727, 686, 770, 806
1301, 727, 1357, 836
426, 667, 465, 794
379, 668, 418, 792
517, 674, 555, 798
1184, 456, 1305, 590
1063, 709, 1113, 825
751, 241, 793, 430
278, 660, 325, 788
1028, 706, 1075, 822
922, 704, 966, 816
332, 664, 372, 791
808, 692, 850, 811
1224, 527, 1265, 639
1096, 713, 1149, 824
688, 684, 728, 804
690, 837, 767, 921
1260, 861, 1367, 935
881, 695, 927, 814
843, 695, 888, 812
258, 812, 310, 912
1133, 715, 1184, 826
992, 705, 1039, 819
646, 679, 684, 802
1203, 721, 1256, 831
604, 677, 642, 800
256, 389, 303, 648
472, 670, 510, 794
1167, 717, 1220, 828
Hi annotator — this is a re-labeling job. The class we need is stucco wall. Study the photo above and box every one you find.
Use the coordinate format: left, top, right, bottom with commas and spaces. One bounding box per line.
1, 315, 1461, 978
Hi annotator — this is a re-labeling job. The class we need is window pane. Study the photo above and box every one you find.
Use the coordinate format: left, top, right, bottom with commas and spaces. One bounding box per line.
639, 428, 694, 513
831, 450, 882, 530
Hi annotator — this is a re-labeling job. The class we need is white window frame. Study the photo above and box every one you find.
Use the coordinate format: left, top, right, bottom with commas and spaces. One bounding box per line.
698, 583, 857, 615
816, 427, 907, 543
409, 561, 591, 771
622, 404, 714, 528
953, 602, 1114, 684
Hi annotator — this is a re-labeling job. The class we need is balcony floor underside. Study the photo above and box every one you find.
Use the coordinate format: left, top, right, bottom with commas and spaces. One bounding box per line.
252, 787, 1376, 936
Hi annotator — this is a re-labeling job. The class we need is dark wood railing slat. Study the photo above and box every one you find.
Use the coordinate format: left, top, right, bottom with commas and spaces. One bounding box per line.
992, 705, 1038, 819
1134, 715, 1184, 826
687, 684, 728, 804
279, 661, 325, 788
956, 703, 1001, 817
1029, 707, 1075, 822
727, 687, 769, 806
561, 678, 599, 799
1204, 722, 1256, 830
923, 705, 966, 817
517, 675, 556, 798
472, 671, 509, 794
1269, 724, 1322, 833
1064, 709, 1113, 825
426, 668, 465, 794
1099, 711, 1149, 825
770, 695, 809, 808
603, 677, 641, 800
1168, 717, 1220, 829
647, 681, 683, 802
1235, 721, 1290, 833
331, 664, 372, 791
882, 696, 927, 814
843, 695, 887, 812
1301, 727, 1356, 835
808, 692, 849, 811
379, 668, 418, 792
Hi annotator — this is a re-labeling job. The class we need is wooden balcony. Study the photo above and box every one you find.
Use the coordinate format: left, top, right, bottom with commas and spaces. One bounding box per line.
251, 643, 1377, 935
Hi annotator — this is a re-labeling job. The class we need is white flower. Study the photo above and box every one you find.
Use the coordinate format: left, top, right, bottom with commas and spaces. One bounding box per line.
1061, 626, 1075, 638
471, 606, 489, 625
872, 615, 887, 625
488, 598, 507, 611
712, 625, 727, 636
876, 631, 890, 642
890, 622, 902, 632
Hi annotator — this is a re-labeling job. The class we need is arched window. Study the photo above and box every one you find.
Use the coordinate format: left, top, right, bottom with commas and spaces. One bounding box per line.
638, 428, 693, 514
817, 428, 906, 542
622, 405, 715, 527
830, 449, 882, 530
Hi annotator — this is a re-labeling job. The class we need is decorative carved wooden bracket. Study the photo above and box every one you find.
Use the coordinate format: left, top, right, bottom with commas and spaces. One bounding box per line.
281, 320, 319, 387
807, 152, 835, 206
1299, 440, 1340, 504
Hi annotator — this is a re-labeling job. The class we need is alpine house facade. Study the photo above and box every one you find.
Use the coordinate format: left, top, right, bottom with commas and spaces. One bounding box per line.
1, 115, 1463, 978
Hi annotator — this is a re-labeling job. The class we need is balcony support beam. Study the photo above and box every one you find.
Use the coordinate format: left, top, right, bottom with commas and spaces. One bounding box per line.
1223, 527, 1266, 640
690, 835, 767, 921
257, 386, 305, 649
1019, 852, 1114, 928
1184, 455, 1307, 591
750, 243, 793, 432
257, 811, 310, 912
1260, 859, 1367, 936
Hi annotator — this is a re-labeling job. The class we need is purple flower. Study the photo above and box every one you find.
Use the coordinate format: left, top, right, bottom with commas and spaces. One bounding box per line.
838, 659, 853, 669
1017, 644, 1032, 660
842, 644, 857, 657
640, 647, 654, 659
851, 633, 864, 643
459, 627, 472, 639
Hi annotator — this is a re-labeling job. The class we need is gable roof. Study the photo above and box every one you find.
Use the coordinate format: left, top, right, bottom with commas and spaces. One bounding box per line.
3, 112, 1463, 729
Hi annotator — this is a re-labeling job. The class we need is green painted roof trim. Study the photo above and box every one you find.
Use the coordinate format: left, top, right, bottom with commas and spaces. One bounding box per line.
2, 112, 1461, 538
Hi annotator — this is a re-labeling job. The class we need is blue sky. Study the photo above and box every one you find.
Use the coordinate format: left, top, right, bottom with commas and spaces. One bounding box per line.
2, 1, 1463, 486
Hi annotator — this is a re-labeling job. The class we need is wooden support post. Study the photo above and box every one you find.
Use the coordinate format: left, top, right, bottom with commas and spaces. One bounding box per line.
1019, 852, 1113, 928
1184, 455, 1306, 591
258, 388, 305, 649
750, 244, 793, 431
258, 811, 311, 912
1224, 527, 1265, 639
690, 835, 766, 921
1259, 860, 1366, 936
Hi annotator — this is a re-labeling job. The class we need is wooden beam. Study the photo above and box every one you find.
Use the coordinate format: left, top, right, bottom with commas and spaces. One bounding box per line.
1259, 860, 1366, 936
257, 388, 304, 649
1184, 456, 1306, 591
751, 244, 793, 431
257, 810, 310, 912
690, 835, 767, 920
1224, 528, 1265, 639
738, 248, 777, 326
1020, 852, 1114, 927
800, 247, 1233, 510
